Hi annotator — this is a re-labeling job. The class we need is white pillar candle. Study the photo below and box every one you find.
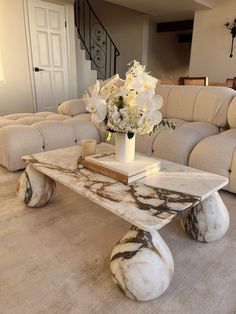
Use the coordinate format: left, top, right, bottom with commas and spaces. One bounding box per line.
80, 139, 97, 157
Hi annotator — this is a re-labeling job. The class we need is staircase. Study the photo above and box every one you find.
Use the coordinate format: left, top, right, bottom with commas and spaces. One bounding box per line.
74, 0, 120, 80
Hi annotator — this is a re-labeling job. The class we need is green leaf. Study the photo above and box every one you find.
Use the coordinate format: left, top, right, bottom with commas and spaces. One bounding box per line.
127, 132, 134, 140
117, 96, 125, 110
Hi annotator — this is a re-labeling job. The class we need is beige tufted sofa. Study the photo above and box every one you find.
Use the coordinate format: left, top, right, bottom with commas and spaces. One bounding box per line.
189, 95, 236, 193
107, 85, 236, 192
153, 85, 236, 163
152, 85, 236, 193
1, 86, 236, 193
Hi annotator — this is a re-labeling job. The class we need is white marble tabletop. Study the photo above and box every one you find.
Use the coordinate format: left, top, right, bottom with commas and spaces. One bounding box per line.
22, 144, 228, 231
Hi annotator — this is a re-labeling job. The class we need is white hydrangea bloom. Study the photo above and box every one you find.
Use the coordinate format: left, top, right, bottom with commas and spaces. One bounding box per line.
84, 60, 166, 136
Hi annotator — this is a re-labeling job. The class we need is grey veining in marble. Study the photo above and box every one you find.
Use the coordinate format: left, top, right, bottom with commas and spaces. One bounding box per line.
16, 164, 56, 207
20, 144, 228, 231
110, 226, 174, 301
17, 144, 231, 302
21, 146, 202, 231
180, 192, 230, 242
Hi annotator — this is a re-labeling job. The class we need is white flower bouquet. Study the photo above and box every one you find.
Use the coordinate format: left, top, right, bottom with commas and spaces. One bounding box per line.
84, 60, 174, 141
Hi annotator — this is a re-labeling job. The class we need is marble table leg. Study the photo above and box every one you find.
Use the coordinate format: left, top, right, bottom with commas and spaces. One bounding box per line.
180, 192, 230, 243
16, 164, 56, 208
110, 226, 174, 301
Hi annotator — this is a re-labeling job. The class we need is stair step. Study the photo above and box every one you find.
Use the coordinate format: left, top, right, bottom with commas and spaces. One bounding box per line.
85, 50, 90, 60
80, 41, 85, 50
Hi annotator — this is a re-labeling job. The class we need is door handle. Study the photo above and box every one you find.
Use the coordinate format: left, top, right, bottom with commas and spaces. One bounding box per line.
34, 67, 45, 72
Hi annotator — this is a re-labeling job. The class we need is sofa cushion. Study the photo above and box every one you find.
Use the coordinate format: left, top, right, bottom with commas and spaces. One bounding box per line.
4, 113, 35, 120
155, 85, 174, 117
64, 119, 100, 144
227, 96, 236, 128
102, 118, 187, 156
156, 85, 236, 127
68, 113, 91, 121
153, 121, 219, 165
156, 85, 202, 121
135, 119, 186, 156
17, 116, 45, 125
46, 114, 69, 121
193, 87, 236, 127
0, 119, 20, 128
168, 118, 186, 128
32, 121, 76, 151
35, 111, 55, 117
58, 99, 87, 116
166, 86, 202, 121
188, 129, 236, 192
0, 125, 44, 171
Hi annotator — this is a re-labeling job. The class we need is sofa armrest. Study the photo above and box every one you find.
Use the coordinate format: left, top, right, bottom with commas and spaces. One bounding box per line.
58, 98, 87, 116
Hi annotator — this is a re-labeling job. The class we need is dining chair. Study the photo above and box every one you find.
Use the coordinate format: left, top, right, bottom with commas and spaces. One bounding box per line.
179, 76, 208, 86
226, 78, 236, 90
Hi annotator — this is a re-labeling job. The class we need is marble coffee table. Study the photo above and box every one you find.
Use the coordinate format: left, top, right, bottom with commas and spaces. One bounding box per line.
16, 144, 229, 301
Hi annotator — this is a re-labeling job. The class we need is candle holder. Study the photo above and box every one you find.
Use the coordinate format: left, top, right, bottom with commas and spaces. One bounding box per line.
80, 139, 97, 158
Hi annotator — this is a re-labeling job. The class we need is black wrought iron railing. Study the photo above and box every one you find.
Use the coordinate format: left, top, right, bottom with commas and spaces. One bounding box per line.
74, 0, 120, 80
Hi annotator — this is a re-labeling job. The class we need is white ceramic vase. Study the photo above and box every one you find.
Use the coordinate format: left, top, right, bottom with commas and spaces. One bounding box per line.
115, 133, 135, 162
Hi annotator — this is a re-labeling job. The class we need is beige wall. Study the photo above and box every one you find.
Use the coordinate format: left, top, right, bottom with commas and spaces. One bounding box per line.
76, 42, 97, 97
190, 0, 236, 82
90, 0, 148, 79
83, 1, 191, 81
0, 0, 34, 115
148, 20, 191, 80
0, 0, 77, 115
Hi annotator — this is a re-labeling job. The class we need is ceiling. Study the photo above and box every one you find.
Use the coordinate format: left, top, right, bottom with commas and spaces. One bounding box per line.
104, 0, 217, 21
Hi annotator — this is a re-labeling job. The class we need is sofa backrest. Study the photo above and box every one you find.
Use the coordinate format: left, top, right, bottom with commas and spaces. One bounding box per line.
156, 85, 236, 128
227, 96, 236, 128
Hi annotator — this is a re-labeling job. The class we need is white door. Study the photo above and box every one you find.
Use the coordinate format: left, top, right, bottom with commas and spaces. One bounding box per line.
28, 0, 70, 112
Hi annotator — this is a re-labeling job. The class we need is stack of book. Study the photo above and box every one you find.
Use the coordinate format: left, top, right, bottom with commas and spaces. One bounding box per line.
82, 152, 161, 184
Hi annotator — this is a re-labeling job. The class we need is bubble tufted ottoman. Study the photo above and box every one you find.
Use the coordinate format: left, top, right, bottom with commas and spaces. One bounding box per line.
0, 118, 99, 171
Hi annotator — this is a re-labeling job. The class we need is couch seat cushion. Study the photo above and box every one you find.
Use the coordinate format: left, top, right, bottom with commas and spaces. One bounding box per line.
4, 113, 35, 120
35, 111, 55, 117
135, 119, 185, 156
58, 99, 87, 116
17, 116, 45, 125
68, 113, 92, 121
0, 125, 44, 171
189, 129, 236, 192
46, 114, 69, 121
157, 85, 236, 128
153, 121, 219, 165
0, 119, 20, 128
64, 119, 100, 144
32, 121, 76, 151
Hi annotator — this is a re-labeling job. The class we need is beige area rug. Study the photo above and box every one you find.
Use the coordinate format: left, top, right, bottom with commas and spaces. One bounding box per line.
0, 165, 236, 314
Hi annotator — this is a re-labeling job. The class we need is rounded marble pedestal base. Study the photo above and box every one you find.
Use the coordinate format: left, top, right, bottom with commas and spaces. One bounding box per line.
180, 192, 230, 242
16, 164, 56, 207
110, 226, 174, 301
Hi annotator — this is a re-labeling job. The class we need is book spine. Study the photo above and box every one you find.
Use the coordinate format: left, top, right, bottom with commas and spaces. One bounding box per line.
82, 160, 128, 184
127, 166, 159, 183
